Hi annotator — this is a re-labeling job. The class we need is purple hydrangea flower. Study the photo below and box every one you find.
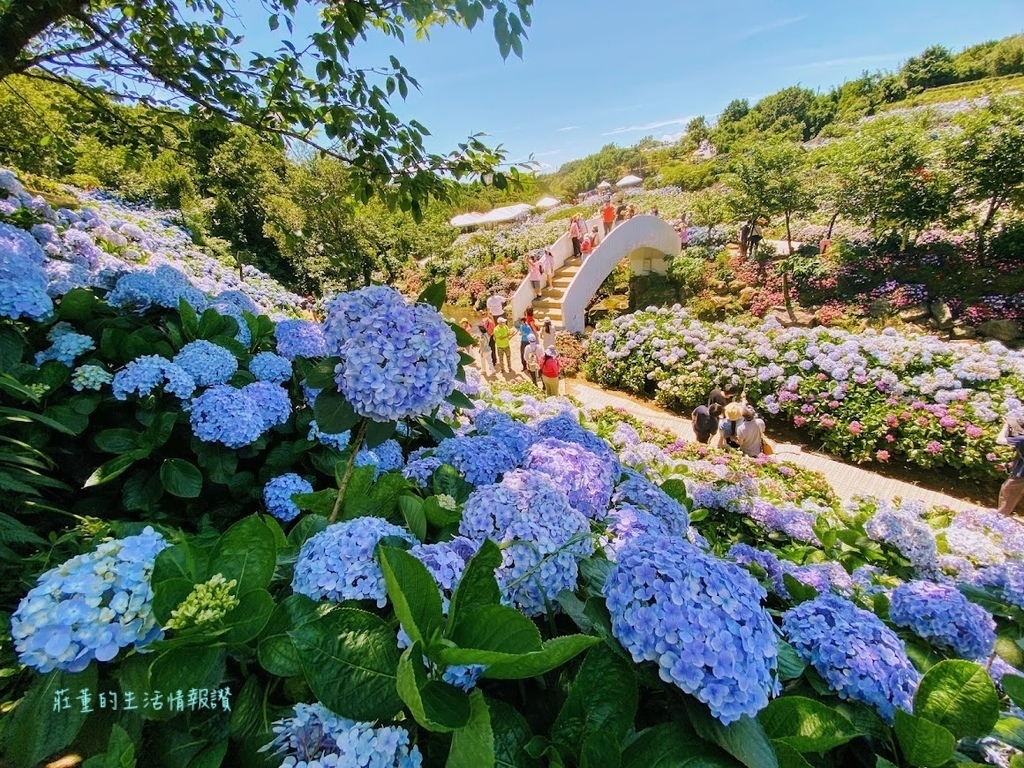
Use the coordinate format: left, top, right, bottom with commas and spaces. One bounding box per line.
522, 437, 617, 519
889, 580, 995, 658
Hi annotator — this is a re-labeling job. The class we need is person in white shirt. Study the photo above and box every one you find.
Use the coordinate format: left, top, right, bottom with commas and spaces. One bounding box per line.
486, 293, 506, 319
542, 248, 555, 289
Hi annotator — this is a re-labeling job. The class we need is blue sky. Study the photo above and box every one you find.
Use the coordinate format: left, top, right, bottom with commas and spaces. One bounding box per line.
246, 0, 1023, 172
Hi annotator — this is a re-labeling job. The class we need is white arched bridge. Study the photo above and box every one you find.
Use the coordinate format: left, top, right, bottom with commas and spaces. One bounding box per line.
508, 214, 681, 334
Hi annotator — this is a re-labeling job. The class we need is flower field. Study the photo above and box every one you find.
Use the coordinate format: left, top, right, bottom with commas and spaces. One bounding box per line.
585, 306, 1024, 484
5, 169, 1024, 767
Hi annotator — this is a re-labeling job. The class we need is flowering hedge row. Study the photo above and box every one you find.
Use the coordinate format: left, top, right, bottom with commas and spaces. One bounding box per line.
584, 307, 1024, 482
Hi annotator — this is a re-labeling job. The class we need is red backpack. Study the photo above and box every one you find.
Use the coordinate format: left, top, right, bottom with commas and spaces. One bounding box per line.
540, 355, 560, 378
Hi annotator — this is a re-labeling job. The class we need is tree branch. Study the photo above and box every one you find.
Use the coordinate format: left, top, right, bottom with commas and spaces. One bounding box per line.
0, 0, 89, 79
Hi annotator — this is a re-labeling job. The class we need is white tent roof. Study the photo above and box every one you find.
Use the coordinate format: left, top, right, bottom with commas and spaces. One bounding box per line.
449, 212, 486, 228
616, 175, 642, 188
477, 203, 534, 224
535, 196, 560, 209
597, 180, 612, 189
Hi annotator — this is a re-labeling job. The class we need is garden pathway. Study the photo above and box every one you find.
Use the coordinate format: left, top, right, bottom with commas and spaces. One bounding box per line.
563, 380, 979, 512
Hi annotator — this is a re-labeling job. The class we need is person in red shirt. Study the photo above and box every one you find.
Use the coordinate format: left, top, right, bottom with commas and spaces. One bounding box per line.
540, 346, 561, 396
601, 201, 615, 235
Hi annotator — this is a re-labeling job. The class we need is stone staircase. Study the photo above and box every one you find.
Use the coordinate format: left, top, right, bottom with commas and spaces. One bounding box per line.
527, 258, 581, 326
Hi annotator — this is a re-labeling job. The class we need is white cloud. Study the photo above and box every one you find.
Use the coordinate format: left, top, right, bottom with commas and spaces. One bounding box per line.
602, 116, 695, 137
659, 131, 685, 144
737, 15, 807, 39
556, 126, 579, 132
786, 53, 908, 72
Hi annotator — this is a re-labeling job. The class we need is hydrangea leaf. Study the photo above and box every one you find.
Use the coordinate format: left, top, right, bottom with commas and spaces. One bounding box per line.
221, 589, 275, 644
446, 539, 503, 638
56, 287, 98, 322
770, 741, 813, 768
443, 635, 601, 680
2, 665, 97, 768
378, 545, 444, 647
211, 515, 277, 595
776, 641, 806, 681
448, 604, 543, 655
1003, 675, 1024, 710
289, 607, 402, 721
159, 458, 203, 498
893, 710, 955, 768
448, 689, 495, 768
256, 594, 326, 678
397, 642, 472, 732
83, 448, 151, 488
912, 660, 999, 740
147, 646, 227, 722
580, 731, 620, 768
620, 723, 740, 768
364, 419, 397, 448
685, 700, 779, 768
552, 644, 638, 758
417, 280, 447, 310
80, 723, 135, 768
313, 388, 360, 434
759, 696, 861, 753
94, 428, 142, 454
292, 488, 336, 517
489, 698, 540, 768
399, 495, 428, 541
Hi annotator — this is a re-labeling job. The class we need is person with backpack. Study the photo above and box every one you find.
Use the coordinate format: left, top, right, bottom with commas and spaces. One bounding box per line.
493, 317, 512, 374
691, 402, 723, 444
540, 346, 560, 396
524, 334, 542, 388
515, 316, 532, 370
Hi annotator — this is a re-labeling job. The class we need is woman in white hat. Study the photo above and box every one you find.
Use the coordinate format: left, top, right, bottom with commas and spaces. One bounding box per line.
539, 316, 556, 349
540, 345, 560, 396
996, 408, 1024, 516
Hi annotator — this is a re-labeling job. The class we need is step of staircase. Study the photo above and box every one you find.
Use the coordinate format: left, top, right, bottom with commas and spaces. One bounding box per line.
551, 276, 574, 288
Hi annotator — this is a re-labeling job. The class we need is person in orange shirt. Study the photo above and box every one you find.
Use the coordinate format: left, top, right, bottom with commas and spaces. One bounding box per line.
601, 200, 615, 235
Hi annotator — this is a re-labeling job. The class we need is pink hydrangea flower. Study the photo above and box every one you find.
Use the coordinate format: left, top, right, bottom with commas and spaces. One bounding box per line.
876, 450, 890, 462
848, 421, 863, 435
966, 425, 984, 439
793, 416, 807, 427
925, 441, 943, 454
885, 434, 896, 443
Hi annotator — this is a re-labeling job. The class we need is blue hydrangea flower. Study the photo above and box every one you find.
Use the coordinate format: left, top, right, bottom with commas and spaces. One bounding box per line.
107, 265, 206, 312
112, 355, 196, 400
976, 562, 1024, 610
472, 409, 536, 461
71, 364, 112, 392
332, 299, 459, 422
402, 455, 443, 489
459, 469, 593, 616
889, 580, 996, 658
603, 503, 668, 559
728, 543, 789, 597
307, 420, 351, 451
782, 594, 920, 722
274, 319, 328, 360
263, 473, 315, 523
864, 503, 940, 578
262, 702, 422, 767
354, 439, 404, 480
783, 562, 854, 596
212, 289, 259, 315
322, 285, 405, 354
172, 340, 238, 387
604, 533, 780, 725
292, 517, 416, 606
428, 435, 518, 486
44, 260, 91, 297
34, 322, 95, 367
241, 381, 292, 431
410, 538, 479, 608
11, 527, 168, 673
189, 385, 265, 448
209, 301, 252, 346
612, 469, 689, 535
523, 438, 617, 520
249, 351, 292, 384
533, 412, 621, 472
0, 222, 52, 320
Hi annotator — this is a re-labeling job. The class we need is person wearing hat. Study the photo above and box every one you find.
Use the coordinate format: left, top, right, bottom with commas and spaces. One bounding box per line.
515, 316, 533, 370
716, 401, 746, 451
493, 317, 512, 374
540, 345, 560, 396
996, 408, 1024, 516
524, 334, 542, 387
539, 316, 556, 349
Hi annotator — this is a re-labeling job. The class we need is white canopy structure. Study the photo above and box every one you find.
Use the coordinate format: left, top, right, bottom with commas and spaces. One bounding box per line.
449, 212, 486, 228
597, 180, 612, 189
616, 175, 642, 188
535, 196, 560, 209
476, 203, 534, 224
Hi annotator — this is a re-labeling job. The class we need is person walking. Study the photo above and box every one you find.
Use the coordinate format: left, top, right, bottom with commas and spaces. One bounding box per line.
997, 409, 1024, 516
569, 215, 583, 260
476, 320, 493, 375
542, 248, 555, 290
524, 334, 542, 387
483, 314, 497, 369
527, 255, 543, 300
691, 402, 723, 444
540, 346, 561, 396
516, 316, 532, 370
602, 200, 615, 235
539, 316, 556, 349
493, 317, 512, 374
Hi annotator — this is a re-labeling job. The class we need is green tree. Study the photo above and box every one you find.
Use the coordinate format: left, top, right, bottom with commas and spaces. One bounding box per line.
688, 188, 732, 242
0, 0, 534, 216
900, 45, 958, 91
729, 139, 814, 317
944, 95, 1024, 259
820, 116, 949, 249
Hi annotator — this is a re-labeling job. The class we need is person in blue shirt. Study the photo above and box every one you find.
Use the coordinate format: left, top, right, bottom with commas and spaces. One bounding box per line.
997, 409, 1024, 516
516, 317, 532, 371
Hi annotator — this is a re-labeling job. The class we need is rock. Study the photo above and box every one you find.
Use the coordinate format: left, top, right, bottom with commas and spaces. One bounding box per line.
710, 280, 728, 292
587, 295, 630, 324
950, 324, 977, 340
769, 308, 817, 328
727, 280, 748, 293
978, 319, 1021, 342
711, 296, 734, 311
738, 287, 758, 306
898, 302, 931, 323
930, 299, 953, 330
